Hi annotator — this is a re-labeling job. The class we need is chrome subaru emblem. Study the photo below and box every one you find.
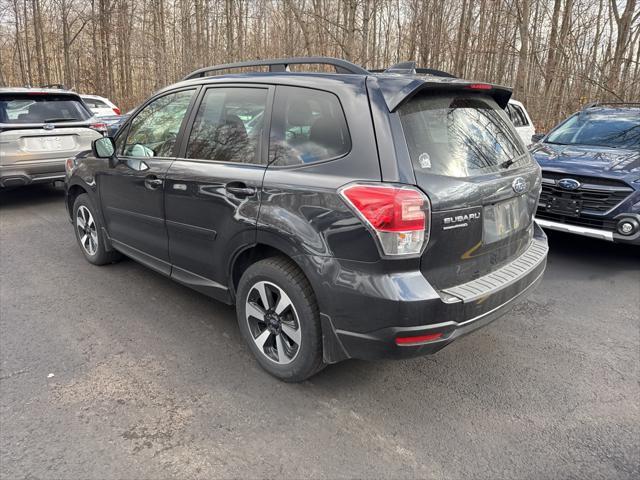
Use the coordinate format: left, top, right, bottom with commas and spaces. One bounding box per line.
43, 123, 55, 130
557, 178, 581, 190
512, 177, 528, 194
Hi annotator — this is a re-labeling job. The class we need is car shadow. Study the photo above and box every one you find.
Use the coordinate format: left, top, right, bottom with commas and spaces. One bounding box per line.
545, 229, 639, 268
0, 183, 66, 209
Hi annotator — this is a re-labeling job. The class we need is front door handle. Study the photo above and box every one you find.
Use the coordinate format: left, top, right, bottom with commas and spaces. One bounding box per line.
225, 183, 257, 198
145, 175, 163, 189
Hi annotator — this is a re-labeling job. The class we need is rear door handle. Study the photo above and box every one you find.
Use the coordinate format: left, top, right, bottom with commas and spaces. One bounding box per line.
225, 183, 257, 198
145, 175, 163, 189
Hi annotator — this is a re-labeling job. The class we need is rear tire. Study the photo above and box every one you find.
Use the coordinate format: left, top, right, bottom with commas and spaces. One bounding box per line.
73, 193, 121, 265
236, 257, 325, 382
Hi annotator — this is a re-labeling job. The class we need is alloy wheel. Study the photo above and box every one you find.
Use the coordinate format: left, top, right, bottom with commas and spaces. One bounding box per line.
245, 280, 301, 364
76, 205, 99, 256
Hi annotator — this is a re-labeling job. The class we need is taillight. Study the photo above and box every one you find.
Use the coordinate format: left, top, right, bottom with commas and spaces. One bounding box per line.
90, 122, 108, 135
340, 183, 430, 257
112, 107, 121, 115
65, 157, 75, 174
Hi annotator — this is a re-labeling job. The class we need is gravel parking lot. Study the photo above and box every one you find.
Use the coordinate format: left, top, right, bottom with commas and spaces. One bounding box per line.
1, 184, 638, 479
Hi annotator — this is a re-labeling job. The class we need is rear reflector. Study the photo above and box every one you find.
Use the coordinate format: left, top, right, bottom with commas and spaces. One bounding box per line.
395, 332, 443, 345
340, 183, 430, 256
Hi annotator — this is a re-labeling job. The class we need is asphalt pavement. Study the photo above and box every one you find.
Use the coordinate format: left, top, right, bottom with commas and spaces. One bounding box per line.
1, 184, 638, 479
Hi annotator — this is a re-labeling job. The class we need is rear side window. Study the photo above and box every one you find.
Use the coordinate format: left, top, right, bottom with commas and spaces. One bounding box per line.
399, 94, 529, 177
185, 87, 268, 164
507, 104, 528, 127
269, 86, 350, 166
0, 94, 91, 124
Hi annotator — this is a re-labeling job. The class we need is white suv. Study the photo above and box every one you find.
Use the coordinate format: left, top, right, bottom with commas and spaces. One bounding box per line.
507, 99, 536, 146
0, 88, 104, 188
81, 94, 121, 117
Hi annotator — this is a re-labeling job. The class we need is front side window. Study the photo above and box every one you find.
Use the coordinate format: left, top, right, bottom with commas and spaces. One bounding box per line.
269, 86, 351, 166
123, 90, 194, 158
399, 94, 530, 177
546, 111, 640, 149
185, 87, 268, 164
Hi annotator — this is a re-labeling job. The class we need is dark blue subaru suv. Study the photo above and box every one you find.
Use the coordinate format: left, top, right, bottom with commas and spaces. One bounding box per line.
532, 103, 640, 244
65, 57, 548, 381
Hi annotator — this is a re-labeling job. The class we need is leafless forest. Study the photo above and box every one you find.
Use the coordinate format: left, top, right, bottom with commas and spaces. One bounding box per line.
0, 0, 638, 128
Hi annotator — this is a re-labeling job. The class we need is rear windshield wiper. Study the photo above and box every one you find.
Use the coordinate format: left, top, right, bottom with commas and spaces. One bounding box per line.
500, 158, 515, 169
44, 118, 80, 123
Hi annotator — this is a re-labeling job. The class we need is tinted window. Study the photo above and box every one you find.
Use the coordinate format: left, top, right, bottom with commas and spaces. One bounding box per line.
507, 104, 527, 127
123, 90, 194, 158
186, 88, 268, 164
83, 98, 109, 109
399, 94, 530, 177
546, 111, 640, 149
269, 86, 350, 166
0, 94, 91, 123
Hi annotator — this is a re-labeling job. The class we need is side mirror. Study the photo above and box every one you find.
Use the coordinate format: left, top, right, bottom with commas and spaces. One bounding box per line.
531, 133, 545, 143
92, 136, 116, 159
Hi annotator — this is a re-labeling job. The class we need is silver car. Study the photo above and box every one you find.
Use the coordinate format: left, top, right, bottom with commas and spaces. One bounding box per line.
0, 88, 104, 188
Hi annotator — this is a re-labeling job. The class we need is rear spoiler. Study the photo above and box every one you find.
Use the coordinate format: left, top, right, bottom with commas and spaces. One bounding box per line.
370, 76, 513, 111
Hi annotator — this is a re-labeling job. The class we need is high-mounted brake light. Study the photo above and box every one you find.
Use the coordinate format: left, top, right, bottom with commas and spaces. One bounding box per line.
112, 107, 121, 115
340, 184, 430, 256
467, 83, 492, 90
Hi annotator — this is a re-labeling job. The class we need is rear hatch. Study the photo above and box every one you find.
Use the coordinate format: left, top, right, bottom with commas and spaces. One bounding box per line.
0, 92, 102, 167
396, 91, 541, 289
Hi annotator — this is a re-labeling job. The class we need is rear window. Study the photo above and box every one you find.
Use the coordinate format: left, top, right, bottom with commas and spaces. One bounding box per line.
0, 94, 91, 124
399, 94, 530, 177
83, 98, 109, 109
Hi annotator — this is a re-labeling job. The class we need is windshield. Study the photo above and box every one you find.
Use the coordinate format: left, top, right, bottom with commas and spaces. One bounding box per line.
399, 94, 530, 177
0, 93, 92, 124
546, 111, 640, 149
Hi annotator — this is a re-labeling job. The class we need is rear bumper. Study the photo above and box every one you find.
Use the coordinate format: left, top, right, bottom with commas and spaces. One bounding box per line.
316, 223, 548, 362
0, 160, 66, 187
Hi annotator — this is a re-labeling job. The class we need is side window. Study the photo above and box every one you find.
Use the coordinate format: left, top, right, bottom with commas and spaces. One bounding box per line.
123, 90, 195, 158
269, 86, 351, 166
507, 104, 526, 127
185, 87, 268, 164
512, 104, 529, 126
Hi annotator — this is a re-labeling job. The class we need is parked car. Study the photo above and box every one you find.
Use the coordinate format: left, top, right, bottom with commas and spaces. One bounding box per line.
100, 113, 131, 136
531, 102, 640, 245
0, 88, 106, 188
65, 57, 548, 381
506, 99, 536, 145
81, 94, 121, 117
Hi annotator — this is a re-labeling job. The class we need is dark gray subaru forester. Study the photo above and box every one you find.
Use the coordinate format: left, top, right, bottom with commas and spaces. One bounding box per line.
65, 57, 548, 381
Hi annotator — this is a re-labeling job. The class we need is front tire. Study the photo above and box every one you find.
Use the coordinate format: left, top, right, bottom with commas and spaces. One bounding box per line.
73, 193, 121, 265
236, 257, 325, 382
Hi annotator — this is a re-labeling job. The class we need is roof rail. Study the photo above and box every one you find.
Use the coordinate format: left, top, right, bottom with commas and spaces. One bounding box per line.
183, 56, 369, 80
583, 101, 640, 109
